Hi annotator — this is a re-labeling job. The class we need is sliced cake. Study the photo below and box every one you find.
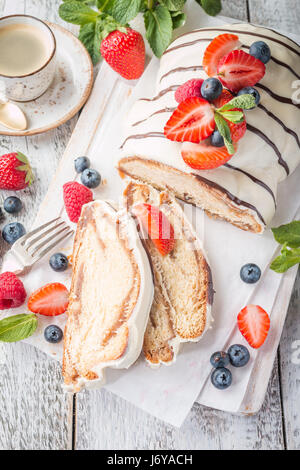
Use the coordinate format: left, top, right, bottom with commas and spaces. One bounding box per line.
62, 200, 154, 391
118, 23, 300, 233
123, 182, 213, 366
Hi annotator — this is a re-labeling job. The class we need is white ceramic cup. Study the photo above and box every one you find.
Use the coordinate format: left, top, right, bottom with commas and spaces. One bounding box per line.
0, 14, 56, 102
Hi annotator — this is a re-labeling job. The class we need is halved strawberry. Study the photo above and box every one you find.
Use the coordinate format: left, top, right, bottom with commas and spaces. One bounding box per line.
181, 141, 235, 170
203, 33, 241, 77
164, 97, 215, 143
213, 90, 247, 143
28, 283, 69, 316
237, 304, 270, 349
217, 50, 266, 93
132, 204, 175, 256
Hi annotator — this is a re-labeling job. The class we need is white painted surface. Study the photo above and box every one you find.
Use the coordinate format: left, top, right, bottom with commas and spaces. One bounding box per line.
0, 0, 299, 450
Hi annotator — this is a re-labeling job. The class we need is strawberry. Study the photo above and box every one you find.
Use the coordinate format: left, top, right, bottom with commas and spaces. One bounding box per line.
181, 141, 235, 169
175, 79, 204, 103
203, 33, 241, 77
132, 204, 175, 256
100, 28, 145, 80
217, 50, 266, 93
213, 90, 247, 143
237, 304, 270, 349
28, 283, 69, 316
63, 181, 93, 223
0, 152, 34, 190
0, 272, 27, 310
164, 97, 215, 143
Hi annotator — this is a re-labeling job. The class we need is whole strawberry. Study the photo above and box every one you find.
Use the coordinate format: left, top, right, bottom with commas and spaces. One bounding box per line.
0, 272, 27, 310
100, 28, 145, 80
0, 152, 34, 190
63, 181, 93, 223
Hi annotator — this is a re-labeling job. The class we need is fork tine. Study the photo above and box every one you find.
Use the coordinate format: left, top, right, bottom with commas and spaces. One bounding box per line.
25, 221, 66, 250
32, 230, 74, 262
20, 217, 61, 245
29, 226, 70, 256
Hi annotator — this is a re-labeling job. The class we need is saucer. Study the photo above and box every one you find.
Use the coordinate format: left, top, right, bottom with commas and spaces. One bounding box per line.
0, 22, 93, 136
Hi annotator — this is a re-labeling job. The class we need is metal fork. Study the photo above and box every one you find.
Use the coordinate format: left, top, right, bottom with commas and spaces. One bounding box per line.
6, 217, 74, 274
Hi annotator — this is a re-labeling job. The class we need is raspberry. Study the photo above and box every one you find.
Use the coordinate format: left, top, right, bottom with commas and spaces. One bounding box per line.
175, 79, 204, 103
0, 272, 27, 310
63, 182, 93, 223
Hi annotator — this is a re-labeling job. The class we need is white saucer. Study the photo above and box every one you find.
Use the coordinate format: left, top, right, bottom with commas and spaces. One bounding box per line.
0, 22, 93, 136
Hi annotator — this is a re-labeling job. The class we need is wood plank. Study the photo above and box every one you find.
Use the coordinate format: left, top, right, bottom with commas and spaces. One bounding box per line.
221, 0, 249, 21
76, 359, 284, 450
247, 0, 300, 451
279, 269, 300, 450
0, 0, 75, 450
249, 0, 300, 33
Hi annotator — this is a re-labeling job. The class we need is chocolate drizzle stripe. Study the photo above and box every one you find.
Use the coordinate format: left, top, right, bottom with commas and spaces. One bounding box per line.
139, 85, 179, 102
159, 65, 204, 83
132, 107, 176, 127
258, 103, 300, 149
120, 132, 165, 149
256, 83, 300, 109
242, 44, 300, 80
224, 163, 276, 206
192, 173, 266, 225
163, 38, 212, 55
249, 23, 300, 50
247, 123, 289, 175
174, 27, 300, 57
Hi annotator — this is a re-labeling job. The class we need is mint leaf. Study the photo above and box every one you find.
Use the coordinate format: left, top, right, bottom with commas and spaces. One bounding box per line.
97, 0, 114, 10
79, 22, 101, 64
214, 112, 235, 155
109, 0, 142, 23
195, 0, 222, 16
0, 314, 37, 342
59, 1, 99, 25
219, 110, 244, 123
144, 4, 173, 57
272, 221, 300, 248
170, 10, 186, 29
159, 0, 186, 11
270, 244, 300, 273
218, 94, 256, 112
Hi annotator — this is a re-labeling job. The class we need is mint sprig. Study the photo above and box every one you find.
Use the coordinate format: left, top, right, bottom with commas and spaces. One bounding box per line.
217, 94, 256, 113
270, 221, 300, 273
59, 0, 223, 63
0, 313, 37, 342
214, 113, 235, 155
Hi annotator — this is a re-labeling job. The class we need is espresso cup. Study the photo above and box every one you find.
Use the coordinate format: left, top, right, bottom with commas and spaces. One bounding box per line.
0, 14, 56, 102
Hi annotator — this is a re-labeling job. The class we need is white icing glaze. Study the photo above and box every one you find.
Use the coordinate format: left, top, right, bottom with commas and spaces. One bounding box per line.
64, 201, 154, 392
120, 23, 300, 230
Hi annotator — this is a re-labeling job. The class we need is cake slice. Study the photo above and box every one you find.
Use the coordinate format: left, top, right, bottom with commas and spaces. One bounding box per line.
123, 182, 213, 366
118, 23, 300, 233
62, 200, 154, 391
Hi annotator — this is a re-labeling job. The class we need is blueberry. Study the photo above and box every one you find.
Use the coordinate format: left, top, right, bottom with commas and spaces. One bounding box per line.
201, 78, 223, 101
44, 325, 63, 343
4, 196, 22, 214
49, 252, 69, 272
210, 351, 230, 368
249, 41, 271, 64
211, 367, 232, 390
240, 263, 261, 284
74, 156, 90, 173
81, 168, 101, 189
237, 87, 260, 108
211, 130, 225, 147
228, 344, 250, 368
2, 222, 25, 244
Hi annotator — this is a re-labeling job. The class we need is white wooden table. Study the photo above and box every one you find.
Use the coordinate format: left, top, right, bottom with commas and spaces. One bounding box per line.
0, 0, 299, 450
